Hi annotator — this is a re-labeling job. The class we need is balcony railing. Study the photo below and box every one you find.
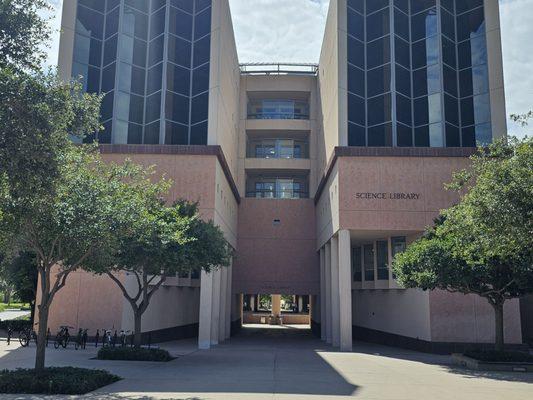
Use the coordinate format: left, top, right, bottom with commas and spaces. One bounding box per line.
247, 100, 310, 120
246, 189, 309, 199
240, 63, 318, 76
247, 139, 309, 159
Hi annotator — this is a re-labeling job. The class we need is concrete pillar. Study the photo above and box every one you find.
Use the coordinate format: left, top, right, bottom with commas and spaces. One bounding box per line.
218, 267, 227, 343
298, 296, 303, 313
210, 269, 221, 345
320, 247, 326, 340
331, 235, 340, 347
198, 270, 213, 349
250, 295, 255, 312
225, 262, 232, 339
325, 242, 332, 344
338, 230, 353, 351
272, 294, 281, 317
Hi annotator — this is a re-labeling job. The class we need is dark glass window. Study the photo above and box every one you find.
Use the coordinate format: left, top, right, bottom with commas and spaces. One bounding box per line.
196, 0, 212, 13
413, 65, 440, 98
460, 65, 488, 97
119, 35, 147, 67
456, 0, 483, 15
475, 122, 492, 145
396, 94, 412, 125
105, 6, 119, 39
411, 8, 437, 42
348, 7, 364, 41
395, 36, 410, 69
443, 64, 457, 97
165, 121, 189, 144
473, 93, 490, 125
395, 0, 409, 13
363, 244, 374, 281
444, 94, 459, 126
72, 62, 100, 93
98, 119, 112, 143
414, 96, 429, 126
193, 35, 211, 67
442, 36, 456, 68
101, 62, 116, 92
147, 63, 163, 95
348, 93, 365, 126
144, 120, 160, 144
458, 35, 487, 69
192, 63, 210, 95
367, 36, 390, 69
104, 35, 118, 66
348, 122, 366, 146
145, 91, 162, 123
352, 246, 362, 282
107, 0, 120, 11
118, 63, 145, 95
127, 122, 143, 144
457, 7, 485, 42
191, 92, 209, 124
194, 6, 211, 39
445, 123, 460, 147
77, 5, 104, 39
367, 8, 389, 41
150, 7, 166, 39
165, 92, 189, 124
441, 0, 454, 13
461, 125, 475, 147
169, 7, 193, 40
79, 0, 105, 12
100, 91, 114, 121
122, 6, 148, 39
116, 92, 144, 124
168, 63, 190, 95
348, 36, 365, 69
412, 35, 439, 69
74, 34, 102, 66
440, 8, 455, 40
395, 9, 409, 41
397, 123, 413, 146
190, 121, 208, 144
171, 0, 193, 13
152, 0, 166, 11
366, 0, 388, 14
368, 123, 392, 146
415, 125, 430, 146
395, 64, 411, 97
410, 0, 435, 14
348, 0, 364, 14
377, 240, 389, 280
348, 64, 365, 97
149, 35, 165, 66
367, 64, 391, 97
367, 93, 391, 126
125, 0, 148, 12
168, 35, 192, 67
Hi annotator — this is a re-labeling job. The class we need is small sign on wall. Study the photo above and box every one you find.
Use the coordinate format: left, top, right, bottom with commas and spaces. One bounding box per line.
355, 192, 421, 200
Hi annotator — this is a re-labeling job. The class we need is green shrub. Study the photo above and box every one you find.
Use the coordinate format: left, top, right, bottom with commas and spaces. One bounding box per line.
0, 367, 121, 394
0, 319, 32, 331
97, 346, 173, 362
464, 351, 533, 363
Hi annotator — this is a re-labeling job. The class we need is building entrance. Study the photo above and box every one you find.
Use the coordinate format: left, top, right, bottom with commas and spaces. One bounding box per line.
242, 294, 310, 329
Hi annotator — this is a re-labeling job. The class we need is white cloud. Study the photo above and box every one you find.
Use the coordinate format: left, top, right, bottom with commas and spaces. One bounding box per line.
45, 0, 532, 138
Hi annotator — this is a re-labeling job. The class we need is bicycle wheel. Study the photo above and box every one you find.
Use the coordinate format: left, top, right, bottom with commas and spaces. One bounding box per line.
62, 336, 69, 348
54, 338, 61, 349
18, 332, 30, 347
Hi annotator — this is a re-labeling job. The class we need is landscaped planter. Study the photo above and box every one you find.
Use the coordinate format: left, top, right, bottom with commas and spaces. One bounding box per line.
452, 353, 533, 372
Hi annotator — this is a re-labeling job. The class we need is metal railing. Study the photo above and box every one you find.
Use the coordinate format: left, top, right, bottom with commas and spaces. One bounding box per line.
246, 189, 309, 199
240, 62, 319, 76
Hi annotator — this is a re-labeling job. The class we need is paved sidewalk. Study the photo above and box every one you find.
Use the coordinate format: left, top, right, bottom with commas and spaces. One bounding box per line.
0, 309, 30, 321
0, 326, 532, 399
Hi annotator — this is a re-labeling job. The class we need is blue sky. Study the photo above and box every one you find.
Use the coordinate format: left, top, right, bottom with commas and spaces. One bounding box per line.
44, 0, 532, 138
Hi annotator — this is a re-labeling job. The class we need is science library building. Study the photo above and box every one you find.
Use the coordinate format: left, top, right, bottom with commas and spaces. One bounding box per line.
49, 0, 532, 352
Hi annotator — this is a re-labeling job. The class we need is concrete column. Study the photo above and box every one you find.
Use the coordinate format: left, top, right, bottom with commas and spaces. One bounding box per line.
218, 267, 227, 343
331, 235, 340, 347
225, 262, 232, 339
198, 270, 213, 349
272, 294, 281, 317
338, 230, 353, 351
210, 269, 221, 345
319, 247, 326, 340
250, 295, 255, 312
325, 242, 332, 344
298, 296, 303, 313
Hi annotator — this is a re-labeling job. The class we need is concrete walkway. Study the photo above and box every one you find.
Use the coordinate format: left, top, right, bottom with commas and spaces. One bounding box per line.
0, 309, 30, 321
0, 325, 532, 399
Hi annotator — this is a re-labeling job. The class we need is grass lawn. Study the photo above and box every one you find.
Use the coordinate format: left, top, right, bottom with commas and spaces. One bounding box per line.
0, 367, 121, 395
0, 303, 30, 312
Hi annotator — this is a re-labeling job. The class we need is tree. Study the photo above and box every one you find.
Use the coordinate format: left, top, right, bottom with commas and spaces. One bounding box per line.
393, 137, 533, 352
92, 200, 232, 347
0, 0, 51, 71
0, 146, 146, 372
0, 251, 38, 322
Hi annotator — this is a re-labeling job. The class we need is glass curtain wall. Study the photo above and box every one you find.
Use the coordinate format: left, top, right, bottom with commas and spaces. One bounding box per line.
72, 0, 211, 145
346, 0, 491, 147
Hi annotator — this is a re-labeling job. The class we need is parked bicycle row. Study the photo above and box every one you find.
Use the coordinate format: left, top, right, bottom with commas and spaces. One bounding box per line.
6, 325, 136, 350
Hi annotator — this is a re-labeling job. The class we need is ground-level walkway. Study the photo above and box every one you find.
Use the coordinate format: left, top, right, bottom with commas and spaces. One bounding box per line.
0, 325, 532, 399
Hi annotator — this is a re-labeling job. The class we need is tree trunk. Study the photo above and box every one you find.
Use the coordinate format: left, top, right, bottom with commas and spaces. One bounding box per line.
133, 311, 142, 348
492, 301, 505, 352
35, 302, 49, 373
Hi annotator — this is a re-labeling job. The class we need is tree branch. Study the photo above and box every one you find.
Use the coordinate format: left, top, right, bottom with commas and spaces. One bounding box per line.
106, 271, 139, 311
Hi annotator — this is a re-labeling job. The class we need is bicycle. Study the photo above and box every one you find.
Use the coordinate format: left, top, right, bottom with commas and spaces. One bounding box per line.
54, 326, 72, 349
119, 330, 133, 347
101, 329, 113, 347
18, 324, 37, 347
74, 328, 88, 350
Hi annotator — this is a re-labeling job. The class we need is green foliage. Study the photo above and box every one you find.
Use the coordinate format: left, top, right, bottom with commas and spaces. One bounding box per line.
463, 350, 533, 363
0, 318, 31, 331
97, 347, 174, 362
0, 0, 51, 71
0, 367, 121, 395
0, 251, 38, 305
